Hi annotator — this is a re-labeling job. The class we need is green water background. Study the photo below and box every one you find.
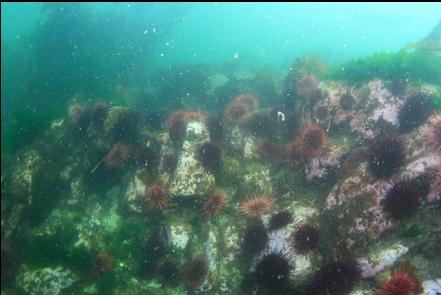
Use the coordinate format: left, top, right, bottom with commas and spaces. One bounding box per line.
2, 2, 441, 154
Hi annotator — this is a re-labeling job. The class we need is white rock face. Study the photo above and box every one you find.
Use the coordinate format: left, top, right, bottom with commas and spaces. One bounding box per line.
423, 279, 441, 295
169, 224, 191, 250
124, 169, 148, 213
169, 121, 215, 197
357, 243, 408, 278
223, 226, 240, 264
206, 230, 218, 271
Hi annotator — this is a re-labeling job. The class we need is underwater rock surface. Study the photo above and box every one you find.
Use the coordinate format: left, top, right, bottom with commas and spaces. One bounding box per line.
169, 121, 215, 197
2, 51, 441, 294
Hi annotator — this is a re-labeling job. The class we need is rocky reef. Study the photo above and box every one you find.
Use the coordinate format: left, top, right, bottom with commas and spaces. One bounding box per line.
2, 54, 441, 295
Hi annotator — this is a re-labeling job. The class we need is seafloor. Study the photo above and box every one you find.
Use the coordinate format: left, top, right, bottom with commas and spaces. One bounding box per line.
1, 53, 441, 295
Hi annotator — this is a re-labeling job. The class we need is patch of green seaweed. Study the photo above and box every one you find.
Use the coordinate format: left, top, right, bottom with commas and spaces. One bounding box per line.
327, 50, 441, 86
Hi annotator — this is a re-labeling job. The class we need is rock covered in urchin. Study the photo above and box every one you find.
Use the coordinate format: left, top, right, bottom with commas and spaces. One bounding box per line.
325, 121, 440, 249
325, 161, 394, 247
256, 201, 318, 280
169, 121, 215, 197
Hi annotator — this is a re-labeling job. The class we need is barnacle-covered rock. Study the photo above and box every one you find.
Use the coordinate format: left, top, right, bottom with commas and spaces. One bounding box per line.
122, 169, 149, 214
304, 137, 351, 181
169, 121, 215, 197
325, 122, 441, 250
357, 243, 408, 278
17, 266, 77, 295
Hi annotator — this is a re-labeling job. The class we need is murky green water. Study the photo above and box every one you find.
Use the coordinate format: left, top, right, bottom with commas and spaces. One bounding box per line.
1, 3, 441, 295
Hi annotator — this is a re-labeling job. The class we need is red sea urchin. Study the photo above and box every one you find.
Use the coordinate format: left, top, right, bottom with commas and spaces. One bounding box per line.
296, 74, 320, 102
367, 134, 405, 179
291, 223, 320, 254
339, 91, 356, 111
379, 268, 422, 295
240, 196, 273, 219
296, 124, 328, 159
224, 94, 259, 125
427, 113, 441, 154
182, 256, 209, 289
90, 251, 113, 279
308, 259, 361, 295
202, 192, 226, 218
145, 183, 169, 212
104, 143, 132, 168
257, 139, 281, 163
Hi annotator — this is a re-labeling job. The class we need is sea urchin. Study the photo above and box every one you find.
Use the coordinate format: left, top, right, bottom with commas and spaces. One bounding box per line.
291, 223, 320, 254
398, 91, 433, 133
367, 135, 405, 179
182, 256, 209, 289
382, 177, 430, 220
296, 124, 328, 159
242, 220, 268, 255
255, 251, 291, 292
268, 211, 293, 231
104, 143, 132, 169
202, 192, 226, 218
308, 259, 361, 295
378, 268, 421, 295
240, 196, 272, 219
145, 183, 169, 212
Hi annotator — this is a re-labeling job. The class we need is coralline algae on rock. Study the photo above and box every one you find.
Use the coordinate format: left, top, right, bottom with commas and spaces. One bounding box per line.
304, 139, 349, 181
357, 243, 408, 278
17, 266, 77, 295
349, 80, 403, 140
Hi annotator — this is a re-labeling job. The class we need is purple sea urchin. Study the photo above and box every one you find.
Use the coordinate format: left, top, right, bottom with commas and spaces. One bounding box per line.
308, 259, 361, 295
255, 251, 291, 292
291, 223, 320, 254
242, 220, 268, 255
382, 176, 430, 220
398, 91, 433, 133
268, 211, 293, 231
367, 134, 405, 179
